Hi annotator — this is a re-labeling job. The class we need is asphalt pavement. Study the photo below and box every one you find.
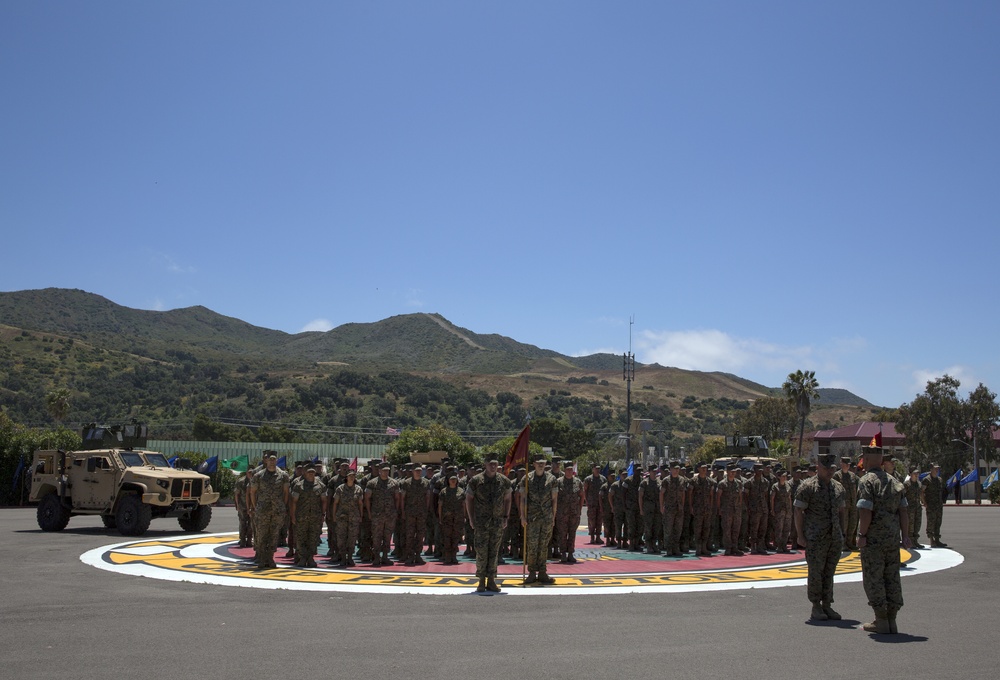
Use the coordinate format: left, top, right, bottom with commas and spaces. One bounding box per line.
2, 505, 996, 680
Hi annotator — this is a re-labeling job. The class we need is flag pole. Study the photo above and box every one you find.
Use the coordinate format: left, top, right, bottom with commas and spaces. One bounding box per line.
522, 469, 528, 583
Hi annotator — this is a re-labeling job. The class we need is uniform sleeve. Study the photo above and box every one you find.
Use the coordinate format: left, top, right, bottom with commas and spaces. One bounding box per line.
856, 477, 874, 510
793, 483, 810, 509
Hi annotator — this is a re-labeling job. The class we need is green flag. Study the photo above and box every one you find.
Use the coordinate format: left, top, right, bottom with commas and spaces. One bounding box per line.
227, 454, 250, 473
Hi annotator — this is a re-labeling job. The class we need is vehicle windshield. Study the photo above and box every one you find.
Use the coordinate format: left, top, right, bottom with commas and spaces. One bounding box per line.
144, 453, 171, 467
120, 452, 146, 467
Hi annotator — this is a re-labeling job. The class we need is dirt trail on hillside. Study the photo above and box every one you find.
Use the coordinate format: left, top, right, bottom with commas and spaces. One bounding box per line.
423, 313, 486, 350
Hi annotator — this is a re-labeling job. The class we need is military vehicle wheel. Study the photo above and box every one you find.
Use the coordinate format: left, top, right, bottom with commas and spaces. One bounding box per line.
178, 505, 212, 533
116, 495, 152, 536
101, 515, 117, 529
37, 493, 70, 532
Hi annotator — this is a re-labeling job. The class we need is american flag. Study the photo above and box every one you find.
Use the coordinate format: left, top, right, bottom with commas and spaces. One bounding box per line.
386, 427, 400, 436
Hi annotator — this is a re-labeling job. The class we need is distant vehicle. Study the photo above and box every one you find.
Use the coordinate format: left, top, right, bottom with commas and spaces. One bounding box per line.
712, 435, 779, 471
29, 423, 219, 536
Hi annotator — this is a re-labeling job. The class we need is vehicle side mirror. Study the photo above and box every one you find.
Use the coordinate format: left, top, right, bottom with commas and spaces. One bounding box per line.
87, 457, 97, 473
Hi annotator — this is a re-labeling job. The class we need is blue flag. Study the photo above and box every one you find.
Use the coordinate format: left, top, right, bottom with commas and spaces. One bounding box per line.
311, 455, 320, 464
197, 456, 219, 475
11, 455, 25, 492
167, 456, 178, 468
983, 469, 999, 490
960, 468, 979, 486
277, 455, 287, 469
601, 462, 610, 477
918, 471, 930, 481
946, 468, 963, 490
626, 461, 634, 477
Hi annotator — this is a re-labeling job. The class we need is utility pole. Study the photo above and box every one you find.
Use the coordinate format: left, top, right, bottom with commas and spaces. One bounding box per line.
623, 315, 635, 464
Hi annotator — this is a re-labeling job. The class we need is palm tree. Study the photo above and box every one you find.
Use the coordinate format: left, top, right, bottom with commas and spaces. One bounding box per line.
45, 387, 71, 425
783, 370, 820, 459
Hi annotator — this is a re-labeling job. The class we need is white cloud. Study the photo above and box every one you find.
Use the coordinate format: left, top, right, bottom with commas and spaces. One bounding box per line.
149, 298, 166, 311
911, 365, 979, 395
636, 329, 813, 374
405, 288, 425, 308
161, 254, 195, 274
300, 318, 334, 333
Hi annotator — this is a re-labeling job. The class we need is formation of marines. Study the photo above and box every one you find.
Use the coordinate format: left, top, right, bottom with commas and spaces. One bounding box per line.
235, 447, 946, 617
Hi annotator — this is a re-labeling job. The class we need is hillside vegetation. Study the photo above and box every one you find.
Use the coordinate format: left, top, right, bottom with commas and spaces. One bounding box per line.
0, 288, 877, 452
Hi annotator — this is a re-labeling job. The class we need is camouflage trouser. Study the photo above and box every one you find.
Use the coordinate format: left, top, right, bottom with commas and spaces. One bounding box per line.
721, 510, 740, 552
465, 516, 476, 555
555, 511, 578, 556
587, 503, 601, 537
625, 508, 642, 548
925, 504, 943, 541
371, 512, 395, 559
711, 514, 721, 550
334, 515, 360, 562
393, 508, 405, 555
860, 544, 903, 611
359, 512, 372, 560
749, 510, 768, 548
254, 506, 286, 564
908, 504, 922, 542
642, 510, 661, 552
844, 506, 859, 549
771, 509, 791, 550
473, 522, 504, 579
404, 512, 427, 562
525, 519, 553, 572
426, 511, 440, 555
692, 507, 712, 547
237, 508, 253, 546
805, 537, 841, 604
739, 507, 749, 550
603, 507, 616, 543
663, 509, 684, 553
326, 507, 337, 556
296, 514, 323, 558
612, 506, 625, 545
441, 512, 463, 558
503, 514, 522, 557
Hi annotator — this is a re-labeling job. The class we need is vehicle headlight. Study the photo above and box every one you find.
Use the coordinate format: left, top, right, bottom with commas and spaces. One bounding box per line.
156, 479, 169, 489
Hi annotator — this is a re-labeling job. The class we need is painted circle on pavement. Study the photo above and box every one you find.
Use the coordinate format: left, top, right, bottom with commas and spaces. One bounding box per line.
80, 528, 964, 595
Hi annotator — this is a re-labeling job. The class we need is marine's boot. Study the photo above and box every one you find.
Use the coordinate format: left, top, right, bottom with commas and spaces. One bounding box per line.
810, 604, 829, 621
524, 571, 538, 584
862, 609, 891, 634
538, 570, 555, 585
476, 577, 487, 593
821, 601, 842, 620
559, 552, 570, 564
486, 577, 501, 592
567, 552, 578, 564
887, 607, 899, 634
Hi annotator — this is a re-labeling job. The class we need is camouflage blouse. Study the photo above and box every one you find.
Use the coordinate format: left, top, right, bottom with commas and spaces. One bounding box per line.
858, 470, 907, 548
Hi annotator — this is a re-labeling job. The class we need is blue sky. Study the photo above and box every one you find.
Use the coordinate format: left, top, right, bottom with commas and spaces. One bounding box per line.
3, 2, 999, 409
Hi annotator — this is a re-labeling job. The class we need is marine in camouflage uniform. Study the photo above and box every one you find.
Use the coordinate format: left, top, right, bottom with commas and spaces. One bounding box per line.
356, 463, 377, 562
746, 466, 771, 554
921, 465, 946, 547
583, 466, 604, 544
638, 467, 662, 554
659, 462, 688, 557
249, 453, 290, 569
858, 447, 910, 634
833, 457, 860, 551
332, 471, 364, 567
465, 458, 513, 592
689, 464, 717, 557
438, 475, 465, 565
609, 473, 626, 549
234, 469, 254, 548
903, 469, 924, 548
715, 466, 744, 556
623, 469, 642, 551
770, 470, 793, 553
522, 456, 558, 584
793, 454, 846, 621
365, 464, 400, 566
290, 466, 327, 567
599, 471, 616, 547
400, 468, 431, 566
555, 467, 584, 563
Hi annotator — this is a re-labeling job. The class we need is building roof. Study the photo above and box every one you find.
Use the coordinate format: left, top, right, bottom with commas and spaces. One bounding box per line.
811, 422, 905, 446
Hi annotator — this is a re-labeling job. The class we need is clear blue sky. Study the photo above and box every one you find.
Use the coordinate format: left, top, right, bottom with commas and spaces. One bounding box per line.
3, 2, 999, 409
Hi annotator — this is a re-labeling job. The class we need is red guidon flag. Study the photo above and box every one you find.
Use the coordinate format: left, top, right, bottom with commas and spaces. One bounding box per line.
504, 424, 531, 476
868, 432, 883, 447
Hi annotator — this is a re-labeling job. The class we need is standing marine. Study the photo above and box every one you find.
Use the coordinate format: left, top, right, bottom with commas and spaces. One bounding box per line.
793, 453, 846, 621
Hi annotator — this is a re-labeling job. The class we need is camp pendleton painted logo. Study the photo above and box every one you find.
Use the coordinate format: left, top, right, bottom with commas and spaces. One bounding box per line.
80, 531, 963, 595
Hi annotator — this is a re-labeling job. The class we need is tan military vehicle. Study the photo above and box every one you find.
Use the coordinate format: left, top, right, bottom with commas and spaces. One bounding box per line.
712, 435, 779, 472
29, 423, 219, 536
